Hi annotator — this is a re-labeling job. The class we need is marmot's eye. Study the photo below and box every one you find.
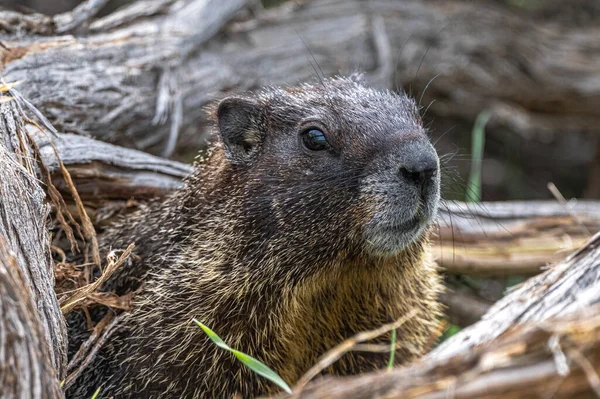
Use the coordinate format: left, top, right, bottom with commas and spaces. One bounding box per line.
301, 128, 331, 152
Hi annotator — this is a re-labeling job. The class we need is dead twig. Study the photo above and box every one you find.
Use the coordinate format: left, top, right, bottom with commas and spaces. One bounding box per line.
28, 134, 81, 253
548, 182, 591, 236
292, 309, 418, 395
49, 139, 102, 266
63, 312, 126, 390
60, 243, 135, 314
54, 0, 111, 34
66, 312, 115, 374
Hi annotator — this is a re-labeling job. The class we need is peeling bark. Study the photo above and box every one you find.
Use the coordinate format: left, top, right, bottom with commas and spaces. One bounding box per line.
0, 237, 63, 399
0, 94, 66, 396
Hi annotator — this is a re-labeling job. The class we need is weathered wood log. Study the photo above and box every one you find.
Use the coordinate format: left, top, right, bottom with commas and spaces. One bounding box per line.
436, 200, 600, 275
272, 233, 600, 399
0, 91, 65, 397
0, 237, 63, 399
31, 128, 192, 204
0, 0, 252, 157
1, 0, 599, 161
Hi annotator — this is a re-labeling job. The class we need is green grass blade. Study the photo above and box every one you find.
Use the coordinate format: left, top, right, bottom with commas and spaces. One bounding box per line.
387, 329, 397, 370
466, 109, 491, 203
90, 387, 101, 399
231, 349, 292, 393
194, 319, 232, 350
193, 319, 292, 394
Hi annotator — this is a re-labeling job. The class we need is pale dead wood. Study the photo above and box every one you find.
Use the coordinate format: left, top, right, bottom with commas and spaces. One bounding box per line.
0, 0, 251, 155
0, 89, 66, 394
2, 0, 599, 157
0, 237, 63, 399
432, 231, 600, 360
54, 0, 111, 34
436, 200, 600, 275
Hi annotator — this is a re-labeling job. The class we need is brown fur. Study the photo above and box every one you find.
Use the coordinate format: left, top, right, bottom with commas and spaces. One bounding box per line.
68, 76, 442, 398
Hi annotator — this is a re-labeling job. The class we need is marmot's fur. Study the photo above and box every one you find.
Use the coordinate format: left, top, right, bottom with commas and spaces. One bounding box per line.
69, 76, 442, 398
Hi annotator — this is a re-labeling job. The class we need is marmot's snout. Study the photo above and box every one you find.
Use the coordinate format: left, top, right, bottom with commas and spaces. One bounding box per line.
397, 137, 440, 206
361, 136, 440, 256
397, 141, 438, 196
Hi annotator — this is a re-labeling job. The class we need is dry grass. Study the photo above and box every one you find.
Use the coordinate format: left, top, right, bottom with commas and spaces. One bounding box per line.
59, 243, 135, 314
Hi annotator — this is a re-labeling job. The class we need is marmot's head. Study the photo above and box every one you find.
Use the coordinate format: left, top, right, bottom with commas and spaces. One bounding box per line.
212, 76, 439, 262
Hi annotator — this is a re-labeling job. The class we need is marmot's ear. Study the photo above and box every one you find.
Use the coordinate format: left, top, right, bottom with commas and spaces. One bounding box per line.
216, 97, 264, 165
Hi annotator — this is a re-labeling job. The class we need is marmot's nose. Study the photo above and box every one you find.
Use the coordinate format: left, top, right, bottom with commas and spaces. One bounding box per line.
399, 153, 437, 190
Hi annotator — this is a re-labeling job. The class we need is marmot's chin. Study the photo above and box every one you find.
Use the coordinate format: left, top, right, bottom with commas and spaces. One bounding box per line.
363, 215, 430, 256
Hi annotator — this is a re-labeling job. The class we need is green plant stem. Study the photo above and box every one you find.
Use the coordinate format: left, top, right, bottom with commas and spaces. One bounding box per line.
466, 110, 492, 202
387, 329, 397, 370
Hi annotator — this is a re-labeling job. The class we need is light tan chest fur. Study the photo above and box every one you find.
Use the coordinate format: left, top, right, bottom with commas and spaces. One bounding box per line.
272, 251, 442, 385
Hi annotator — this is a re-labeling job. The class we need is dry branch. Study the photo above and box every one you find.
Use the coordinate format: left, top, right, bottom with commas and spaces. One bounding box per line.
31, 129, 191, 204
1, 0, 599, 157
0, 90, 66, 395
53, 0, 111, 34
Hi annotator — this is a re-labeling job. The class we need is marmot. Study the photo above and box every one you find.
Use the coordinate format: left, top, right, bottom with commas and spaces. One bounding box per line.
68, 76, 442, 398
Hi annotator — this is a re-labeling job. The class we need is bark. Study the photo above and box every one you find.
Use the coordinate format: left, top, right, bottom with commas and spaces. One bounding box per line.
31, 128, 192, 205
272, 233, 600, 399
436, 200, 600, 275
1, 0, 599, 159
0, 237, 63, 399
0, 92, 65, 396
